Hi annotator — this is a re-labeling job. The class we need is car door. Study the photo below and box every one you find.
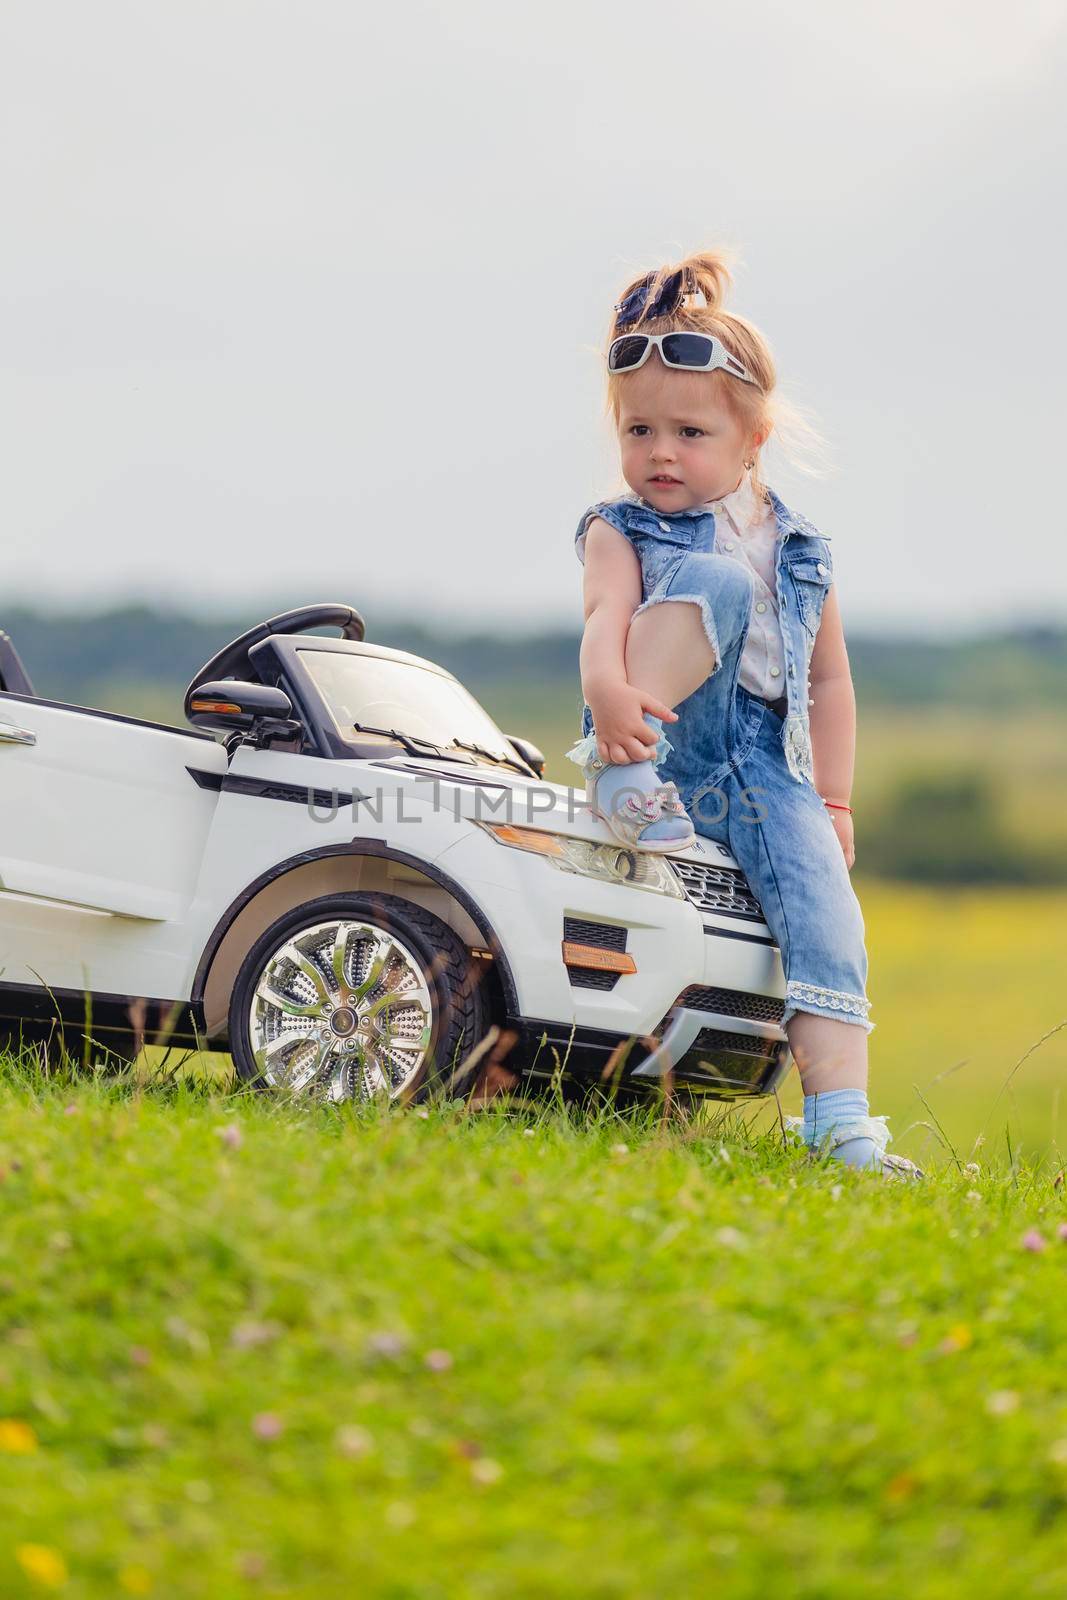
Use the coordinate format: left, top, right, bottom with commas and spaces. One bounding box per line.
0, 694, 227, 920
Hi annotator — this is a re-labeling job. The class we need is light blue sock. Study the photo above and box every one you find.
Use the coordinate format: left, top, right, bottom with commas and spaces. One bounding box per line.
641, 713, 672, 767
803, 1087, 880, 1170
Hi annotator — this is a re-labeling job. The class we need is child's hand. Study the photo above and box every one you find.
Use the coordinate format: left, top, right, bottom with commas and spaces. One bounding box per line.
587, 682, 679, 766
827, 809, 855, 870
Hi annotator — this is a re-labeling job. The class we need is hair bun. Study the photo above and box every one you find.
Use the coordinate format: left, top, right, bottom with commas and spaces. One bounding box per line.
676, 251, 734, 315
612, 249, 736, 334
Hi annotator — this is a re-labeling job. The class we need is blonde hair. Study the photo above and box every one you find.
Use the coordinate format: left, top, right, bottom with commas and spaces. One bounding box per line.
605, 248, 830, 502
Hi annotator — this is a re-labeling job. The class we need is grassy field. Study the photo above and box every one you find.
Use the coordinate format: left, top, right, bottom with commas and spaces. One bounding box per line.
840, 880, 1066, 1165
2, 1064, 1067, 1598
4, 686, 1064, 1594
2, 886, 1064, 1597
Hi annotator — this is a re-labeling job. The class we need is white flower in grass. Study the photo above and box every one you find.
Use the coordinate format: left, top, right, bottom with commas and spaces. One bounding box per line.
715, 1226, 747, 1250
335, 1424, 373, 1458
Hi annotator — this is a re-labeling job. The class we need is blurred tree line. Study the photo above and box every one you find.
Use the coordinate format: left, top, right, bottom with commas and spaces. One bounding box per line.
862, 769, 1065, 885
3, 604, 1066, 712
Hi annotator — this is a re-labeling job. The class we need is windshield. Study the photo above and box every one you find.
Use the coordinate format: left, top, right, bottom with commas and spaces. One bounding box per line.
298, 648, 518, 762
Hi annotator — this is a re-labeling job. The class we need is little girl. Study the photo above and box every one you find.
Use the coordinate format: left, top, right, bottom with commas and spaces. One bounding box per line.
564, 250, 921, 1180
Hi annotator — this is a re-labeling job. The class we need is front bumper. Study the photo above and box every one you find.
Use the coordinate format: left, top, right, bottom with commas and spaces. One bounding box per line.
432, 817, 793, 1100
504, 999, 791, 1099
435, 832, 793, 1094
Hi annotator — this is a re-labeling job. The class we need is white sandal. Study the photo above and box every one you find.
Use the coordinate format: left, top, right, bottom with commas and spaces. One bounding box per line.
564, 732, 695, 854
784, 1115, 925, 1180
589, 768, 695, 853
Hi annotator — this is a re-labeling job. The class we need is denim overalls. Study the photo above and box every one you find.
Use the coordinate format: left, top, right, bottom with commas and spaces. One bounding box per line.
571, 487, 874, 1034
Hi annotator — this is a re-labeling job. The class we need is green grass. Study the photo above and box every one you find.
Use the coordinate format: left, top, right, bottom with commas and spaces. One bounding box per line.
2, 1060, 1067, 1598
851, 882, 1067, 1164
4, 865, 1064, 1595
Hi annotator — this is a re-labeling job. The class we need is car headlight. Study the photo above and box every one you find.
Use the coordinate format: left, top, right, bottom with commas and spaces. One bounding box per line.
475, 822, 684, 898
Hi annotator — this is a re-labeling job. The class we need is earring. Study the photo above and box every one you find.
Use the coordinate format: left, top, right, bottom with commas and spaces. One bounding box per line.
744, 457, 755, 470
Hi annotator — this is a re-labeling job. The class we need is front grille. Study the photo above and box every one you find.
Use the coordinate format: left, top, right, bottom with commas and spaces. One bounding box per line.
692, 1026, 780, 1060
649, 1015, 780, 1060
676, 984, 784, 1024
669, 859, 765, 922
680, 1027, 787, 1097
563, 918, 627, 951
564, 916, 628, 991
569, 969, 621, 991
639, 1021, 787, 1096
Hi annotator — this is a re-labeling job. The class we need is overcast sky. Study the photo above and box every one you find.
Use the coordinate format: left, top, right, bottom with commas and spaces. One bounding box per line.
2, 0, 1065, 639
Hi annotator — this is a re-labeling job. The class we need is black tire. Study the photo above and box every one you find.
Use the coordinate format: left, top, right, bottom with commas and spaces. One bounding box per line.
227, 891, 487, 1104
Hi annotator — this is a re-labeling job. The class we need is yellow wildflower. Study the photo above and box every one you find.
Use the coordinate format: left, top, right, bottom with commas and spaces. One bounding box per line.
15, 1544, 68, 1588
0, 1419, 38, 1453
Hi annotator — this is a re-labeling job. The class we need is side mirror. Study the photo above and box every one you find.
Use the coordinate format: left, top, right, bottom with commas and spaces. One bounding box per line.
186, 679, 299, 739
506, 734, 545, 778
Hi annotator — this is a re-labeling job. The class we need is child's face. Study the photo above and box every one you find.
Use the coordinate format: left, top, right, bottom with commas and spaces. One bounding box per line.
616, 357, 757, 512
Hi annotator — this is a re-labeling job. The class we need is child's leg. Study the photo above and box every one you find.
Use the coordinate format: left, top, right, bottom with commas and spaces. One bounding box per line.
570, 582, 723, 846
711, 727, 919, 1176
624, 551, 751, 710
786, 1009, 867, 1094
785, 1012, 886, 1171
624, 590, 717, 707
565, 555, 754, 849
617, 553, 758, 811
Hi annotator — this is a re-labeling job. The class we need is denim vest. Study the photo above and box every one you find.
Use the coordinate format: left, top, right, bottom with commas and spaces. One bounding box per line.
574, 486, 834, 786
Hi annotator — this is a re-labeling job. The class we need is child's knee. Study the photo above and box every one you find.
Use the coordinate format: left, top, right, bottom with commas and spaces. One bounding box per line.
670, 550, 753, 608
660, 554, 753, 649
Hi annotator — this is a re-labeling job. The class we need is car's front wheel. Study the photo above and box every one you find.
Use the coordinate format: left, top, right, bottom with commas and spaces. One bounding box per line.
227, 892, 488, 1103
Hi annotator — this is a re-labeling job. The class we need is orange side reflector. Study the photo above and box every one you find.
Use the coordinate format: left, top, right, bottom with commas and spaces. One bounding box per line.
190, 699, 242, 714
561, 941, 637, 974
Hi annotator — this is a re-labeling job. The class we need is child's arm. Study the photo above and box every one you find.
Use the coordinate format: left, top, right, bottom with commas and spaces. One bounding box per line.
807, 582, 856, 866
580, 517, 679, 766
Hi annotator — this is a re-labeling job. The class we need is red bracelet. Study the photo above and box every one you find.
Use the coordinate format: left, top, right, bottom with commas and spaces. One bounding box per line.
823, 800, 853, 814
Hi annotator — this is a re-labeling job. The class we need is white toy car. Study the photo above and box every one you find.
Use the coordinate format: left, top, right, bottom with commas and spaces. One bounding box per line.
0, 605, 792, 1104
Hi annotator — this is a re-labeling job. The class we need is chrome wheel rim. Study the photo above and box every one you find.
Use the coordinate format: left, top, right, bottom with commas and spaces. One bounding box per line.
248, 918, 435, 1102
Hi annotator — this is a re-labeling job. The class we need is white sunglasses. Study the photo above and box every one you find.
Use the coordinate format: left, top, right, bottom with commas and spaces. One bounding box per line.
608, 331, 760, 387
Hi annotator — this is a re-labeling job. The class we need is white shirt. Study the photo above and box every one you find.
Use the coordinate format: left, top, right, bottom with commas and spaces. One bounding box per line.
702, 467, 787, 700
